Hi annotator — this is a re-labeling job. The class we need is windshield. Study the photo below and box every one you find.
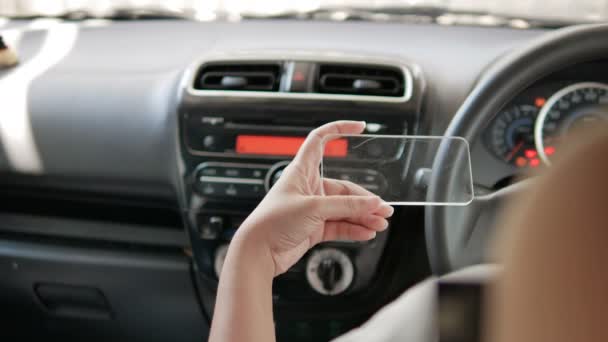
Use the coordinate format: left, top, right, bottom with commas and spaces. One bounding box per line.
0, 0, 606, 27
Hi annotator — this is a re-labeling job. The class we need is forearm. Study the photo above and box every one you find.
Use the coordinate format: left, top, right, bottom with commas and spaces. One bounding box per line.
209, 232, 276, 342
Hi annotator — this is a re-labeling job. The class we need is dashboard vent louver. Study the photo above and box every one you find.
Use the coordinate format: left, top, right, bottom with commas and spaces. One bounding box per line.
317, 64, 405, 97
194, 63, 281, 91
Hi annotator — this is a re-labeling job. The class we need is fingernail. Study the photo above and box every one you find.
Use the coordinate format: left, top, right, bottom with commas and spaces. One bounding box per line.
381, 203, 394, 216
369, 196, 382, 206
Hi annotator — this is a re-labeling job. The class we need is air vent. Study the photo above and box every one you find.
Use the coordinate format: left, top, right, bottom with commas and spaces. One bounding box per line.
317, 64, 405, 97
194, 63, 281, 91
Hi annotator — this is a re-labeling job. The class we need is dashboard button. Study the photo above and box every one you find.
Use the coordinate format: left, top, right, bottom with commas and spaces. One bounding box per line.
200, 215, 224, 239
247, 168, 267, 179
237, 183, 265, 198
199, 182, 230, 197
203, 135, 217, 150
199, 167, 219, 176
250, 184, 265, 196
200, 182, 219, 195
223, 168, 241, 177
289, 62, 313, 92
338, 173, 353, 181
362, 174, 377, 183
209, 216, 224, 231
224, 184, 238, 196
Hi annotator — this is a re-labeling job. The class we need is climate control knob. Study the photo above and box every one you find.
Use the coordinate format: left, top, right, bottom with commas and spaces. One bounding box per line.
264, 161, 290, 191
306, 248, 354, 296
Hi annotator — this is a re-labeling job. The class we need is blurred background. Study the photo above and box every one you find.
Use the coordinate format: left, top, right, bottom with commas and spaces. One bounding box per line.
0, 0, 607, 25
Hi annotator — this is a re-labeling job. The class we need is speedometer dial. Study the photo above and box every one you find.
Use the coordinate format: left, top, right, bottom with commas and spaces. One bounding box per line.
488, 104, 540, 168
535, 82, 608, 165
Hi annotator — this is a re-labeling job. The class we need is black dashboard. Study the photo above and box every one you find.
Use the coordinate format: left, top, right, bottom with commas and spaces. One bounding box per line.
2, 18, 604, 341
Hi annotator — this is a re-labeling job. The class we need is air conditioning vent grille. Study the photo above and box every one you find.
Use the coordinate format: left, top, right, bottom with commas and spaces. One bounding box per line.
317, 64, 405, 97
194, 63, 281, 91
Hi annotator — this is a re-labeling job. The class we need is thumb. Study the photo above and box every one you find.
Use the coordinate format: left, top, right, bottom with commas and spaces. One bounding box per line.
316, 195, 384, 221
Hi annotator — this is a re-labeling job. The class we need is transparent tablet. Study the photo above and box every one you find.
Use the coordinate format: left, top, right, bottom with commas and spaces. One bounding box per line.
320, 134, 474, 205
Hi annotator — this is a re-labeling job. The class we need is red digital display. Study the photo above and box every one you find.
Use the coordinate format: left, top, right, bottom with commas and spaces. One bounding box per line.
236, 135, 348, 157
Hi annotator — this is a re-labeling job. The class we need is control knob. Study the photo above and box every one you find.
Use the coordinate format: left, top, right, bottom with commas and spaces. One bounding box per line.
306, 248, 354, 296
265, 161, 290, 191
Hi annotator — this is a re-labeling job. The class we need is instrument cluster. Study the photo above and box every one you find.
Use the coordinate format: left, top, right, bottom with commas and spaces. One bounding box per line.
485, 81, 608, 169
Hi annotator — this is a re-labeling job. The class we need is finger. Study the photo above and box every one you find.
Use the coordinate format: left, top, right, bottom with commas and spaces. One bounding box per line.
322, 178, 376, 196
357, 215, 390, 231
323, 221, 377, 242
315, 195, 383, 220
294, 121, 366, 169
322, 178, 394, 217
373, 203, 394, 218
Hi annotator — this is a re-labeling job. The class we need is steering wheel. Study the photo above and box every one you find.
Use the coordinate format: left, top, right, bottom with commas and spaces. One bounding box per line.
426, 24, 608, 275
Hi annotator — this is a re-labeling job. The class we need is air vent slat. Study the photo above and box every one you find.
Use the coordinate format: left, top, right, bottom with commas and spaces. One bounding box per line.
317, 64, 405, 97
194, 63, 281, 92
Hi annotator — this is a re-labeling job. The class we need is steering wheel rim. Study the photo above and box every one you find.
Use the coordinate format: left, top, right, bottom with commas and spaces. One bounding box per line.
425, 23, 608, 275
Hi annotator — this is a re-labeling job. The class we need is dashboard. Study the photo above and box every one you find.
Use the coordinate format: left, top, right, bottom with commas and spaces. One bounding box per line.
475, 60, 608, 188
0, 18, 606, 342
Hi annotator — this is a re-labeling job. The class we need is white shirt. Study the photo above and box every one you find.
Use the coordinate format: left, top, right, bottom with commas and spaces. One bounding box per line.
333, 264, 498, 342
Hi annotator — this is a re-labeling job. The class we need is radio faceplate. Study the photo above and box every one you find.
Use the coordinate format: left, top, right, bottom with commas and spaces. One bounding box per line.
183, 112, 400, 160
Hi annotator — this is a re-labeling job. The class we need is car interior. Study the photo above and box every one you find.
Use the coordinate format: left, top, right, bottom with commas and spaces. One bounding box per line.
1, 1, 607, 341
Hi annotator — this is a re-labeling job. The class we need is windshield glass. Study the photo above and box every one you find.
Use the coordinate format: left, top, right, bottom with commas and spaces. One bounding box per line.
0, 0, 606, 27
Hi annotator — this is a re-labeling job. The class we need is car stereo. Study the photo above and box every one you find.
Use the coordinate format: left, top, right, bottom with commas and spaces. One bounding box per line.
184, 113, 394, 159
185, 113, 400, 200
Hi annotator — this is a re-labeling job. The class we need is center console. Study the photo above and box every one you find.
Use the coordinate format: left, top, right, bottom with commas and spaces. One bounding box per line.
176, 51, 426, 340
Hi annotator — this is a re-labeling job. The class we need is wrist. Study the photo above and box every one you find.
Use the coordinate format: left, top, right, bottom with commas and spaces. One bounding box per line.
226, 227, 276, 280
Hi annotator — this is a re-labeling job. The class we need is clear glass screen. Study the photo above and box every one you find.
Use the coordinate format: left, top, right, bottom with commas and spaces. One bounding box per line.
320, 134, 474, 205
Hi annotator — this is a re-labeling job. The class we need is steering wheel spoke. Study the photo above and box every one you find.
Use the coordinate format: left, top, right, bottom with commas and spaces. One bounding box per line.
435, 179, 530, 270
474, 178, 532, 204
464, 179, 532, 236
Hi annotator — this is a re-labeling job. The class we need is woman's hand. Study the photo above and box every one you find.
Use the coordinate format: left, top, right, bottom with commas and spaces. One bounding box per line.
233, 120, 394, 276
210, 120, 394, 342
